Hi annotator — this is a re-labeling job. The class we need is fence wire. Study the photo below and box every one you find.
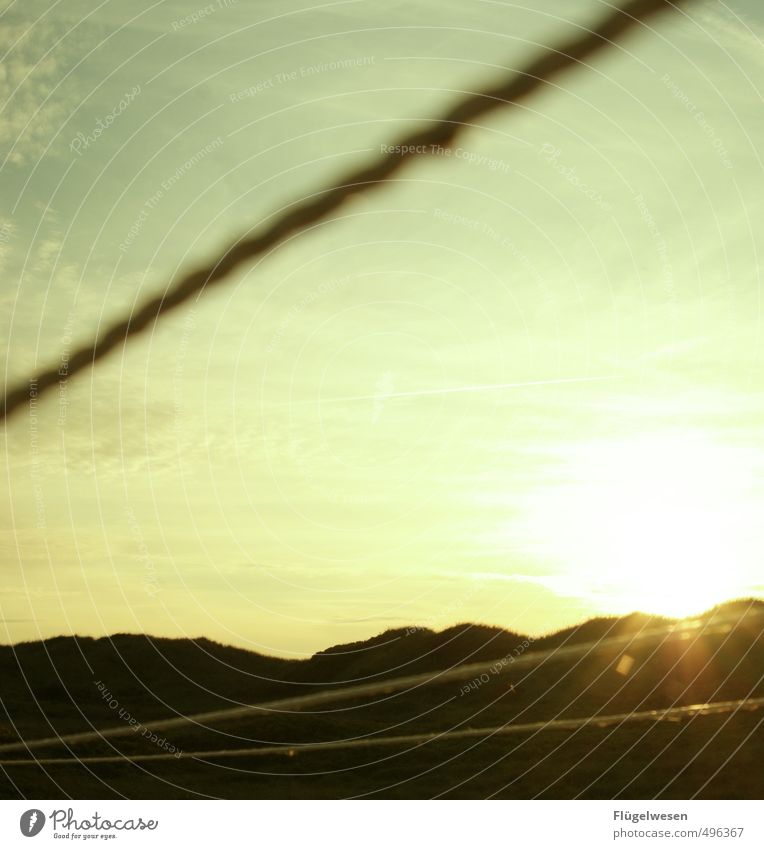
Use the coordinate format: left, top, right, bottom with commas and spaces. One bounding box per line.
1, 0, 688, 422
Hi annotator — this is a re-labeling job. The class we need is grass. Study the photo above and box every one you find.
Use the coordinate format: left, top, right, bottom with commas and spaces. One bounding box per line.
1, 600, 762, 799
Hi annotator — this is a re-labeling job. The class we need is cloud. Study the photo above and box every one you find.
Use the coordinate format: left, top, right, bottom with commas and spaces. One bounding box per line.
689, 1, 764, 64
470, 570, 611, 605
328, 616, 412, 625
0, 16, 96, 166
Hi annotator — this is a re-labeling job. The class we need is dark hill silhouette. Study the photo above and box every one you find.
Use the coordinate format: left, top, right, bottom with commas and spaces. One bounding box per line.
1, 599, 762, 799
1, 599, 761, 742
308, 623, 527, 683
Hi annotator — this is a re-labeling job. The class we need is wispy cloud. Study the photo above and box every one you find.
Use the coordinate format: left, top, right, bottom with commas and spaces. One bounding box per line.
0, 20, 77, 166
689, 1, 764, 65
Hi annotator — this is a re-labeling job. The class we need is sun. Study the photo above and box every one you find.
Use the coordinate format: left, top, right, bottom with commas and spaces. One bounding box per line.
523, 432, 759, 618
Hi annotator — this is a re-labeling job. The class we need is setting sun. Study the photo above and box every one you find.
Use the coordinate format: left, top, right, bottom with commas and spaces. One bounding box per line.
524, 433, 761, 618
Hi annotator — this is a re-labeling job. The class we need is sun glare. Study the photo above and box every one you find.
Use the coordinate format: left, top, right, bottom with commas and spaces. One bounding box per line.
524, 433, 760, 618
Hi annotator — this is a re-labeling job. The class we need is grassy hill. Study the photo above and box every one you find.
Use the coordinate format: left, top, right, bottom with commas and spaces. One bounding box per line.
0, 599, 762, 799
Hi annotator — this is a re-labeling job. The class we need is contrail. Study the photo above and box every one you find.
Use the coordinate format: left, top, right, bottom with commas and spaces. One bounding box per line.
0, 0, 689, 423
282, 375, 613, 406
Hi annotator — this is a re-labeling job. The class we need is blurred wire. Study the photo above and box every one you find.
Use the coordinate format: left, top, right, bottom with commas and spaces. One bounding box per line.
1, 0, 687, 422
2, 697, 762, 766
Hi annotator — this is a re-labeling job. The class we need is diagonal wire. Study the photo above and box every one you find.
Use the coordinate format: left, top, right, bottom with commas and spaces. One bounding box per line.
1, 0, 687, 422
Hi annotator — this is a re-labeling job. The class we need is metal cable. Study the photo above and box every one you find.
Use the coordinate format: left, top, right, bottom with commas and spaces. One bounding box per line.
1, 0, 686, 422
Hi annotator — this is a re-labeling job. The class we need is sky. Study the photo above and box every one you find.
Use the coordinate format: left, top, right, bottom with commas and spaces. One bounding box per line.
1, 0, 763, 657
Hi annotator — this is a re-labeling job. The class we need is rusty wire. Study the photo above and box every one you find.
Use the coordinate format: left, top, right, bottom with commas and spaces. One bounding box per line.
1, 0, 687, 422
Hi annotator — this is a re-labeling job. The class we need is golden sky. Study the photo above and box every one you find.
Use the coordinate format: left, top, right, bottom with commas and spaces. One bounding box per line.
2, 0, 763, 655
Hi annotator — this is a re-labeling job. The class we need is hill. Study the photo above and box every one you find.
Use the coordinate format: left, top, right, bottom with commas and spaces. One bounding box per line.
0, 599, 762, 799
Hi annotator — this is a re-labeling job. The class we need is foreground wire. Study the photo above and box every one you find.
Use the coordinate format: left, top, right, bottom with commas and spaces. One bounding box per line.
1, 0, 686, 422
